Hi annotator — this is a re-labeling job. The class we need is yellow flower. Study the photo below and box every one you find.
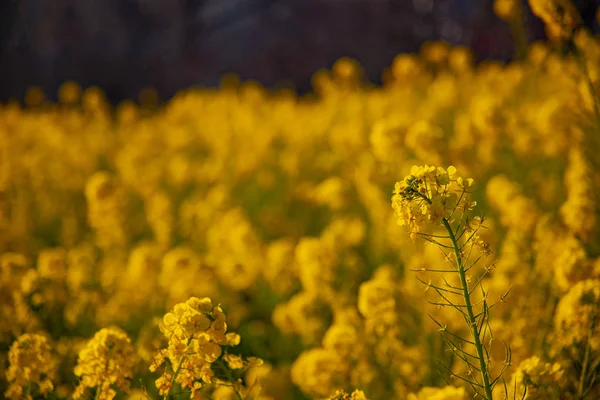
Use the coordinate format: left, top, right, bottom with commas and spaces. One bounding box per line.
498, 356, 564, 399
226, 332, 241, 346
291, 348, 348, 398
152, 297, 257, 395
272, 291, 331, 345
155, 372, 173, 396
322, 323, 361, 359
5, 333, 58, 400
392, 165, 477, 240
224, 354, 244, 369
73, 327, 134, 400
554, 280, 600, 351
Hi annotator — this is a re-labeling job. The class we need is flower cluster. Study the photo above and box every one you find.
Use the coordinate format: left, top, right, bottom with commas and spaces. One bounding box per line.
150, 297, 257, 398
497, 356, 564, 399
486, 175, 539, 233
553, 279, 600, 351
392, 165, 475, 240
85, 172, 129, 251
4, 333, 57, 399
291, 348, 349, 398
73, 327, 135, 400
560, 144, 597, 244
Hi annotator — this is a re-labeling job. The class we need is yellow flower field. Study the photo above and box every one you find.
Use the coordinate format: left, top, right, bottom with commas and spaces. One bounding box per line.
1, 3, 600, 399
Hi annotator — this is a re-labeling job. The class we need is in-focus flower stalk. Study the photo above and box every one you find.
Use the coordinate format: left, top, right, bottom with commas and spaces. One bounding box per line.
392, 165, 510, 400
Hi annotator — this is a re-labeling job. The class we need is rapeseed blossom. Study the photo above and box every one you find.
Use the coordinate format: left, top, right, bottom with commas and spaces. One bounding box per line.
150, 297, 259, 398
5, 333, 57, 399
391, 165, 476, 240
73, 327, 134, 400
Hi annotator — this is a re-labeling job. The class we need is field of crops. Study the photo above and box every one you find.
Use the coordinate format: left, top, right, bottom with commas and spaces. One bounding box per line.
1, 3, 600, 399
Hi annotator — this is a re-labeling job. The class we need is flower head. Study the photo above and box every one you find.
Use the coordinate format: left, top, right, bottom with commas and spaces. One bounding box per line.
151, 297, 259, 397
5, 333, 58, 400
73, 327, 135, 400
392, 165, 475, 240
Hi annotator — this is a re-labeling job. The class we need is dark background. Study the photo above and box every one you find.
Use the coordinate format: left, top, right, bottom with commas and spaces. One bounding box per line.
0, 0, 598, 103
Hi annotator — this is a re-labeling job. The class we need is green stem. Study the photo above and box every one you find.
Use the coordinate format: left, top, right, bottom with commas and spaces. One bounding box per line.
578, 338, 590, 399
578, 317, 597, 399
234, 389, 244, 400
441, 218, 494, 400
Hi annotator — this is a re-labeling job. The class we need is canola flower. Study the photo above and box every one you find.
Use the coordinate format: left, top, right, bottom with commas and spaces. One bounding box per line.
73, 327, 135, 400
495, 356, 564, 400
391, 165, 476, 241
150, 296, 261, 399
4, 333, 57, 399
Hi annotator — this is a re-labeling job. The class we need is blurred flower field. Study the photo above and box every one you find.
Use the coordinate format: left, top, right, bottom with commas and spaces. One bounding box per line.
2, 3, 600, 399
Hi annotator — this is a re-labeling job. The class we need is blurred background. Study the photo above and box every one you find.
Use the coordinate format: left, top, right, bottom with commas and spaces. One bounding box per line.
0, 0, 598, 103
